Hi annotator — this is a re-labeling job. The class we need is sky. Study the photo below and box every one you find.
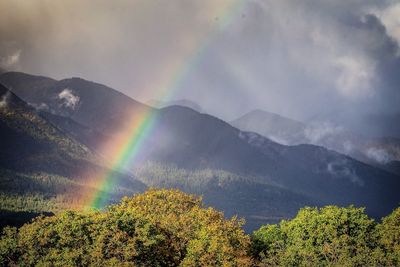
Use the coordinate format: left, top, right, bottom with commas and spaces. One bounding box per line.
0, 0, 399, 137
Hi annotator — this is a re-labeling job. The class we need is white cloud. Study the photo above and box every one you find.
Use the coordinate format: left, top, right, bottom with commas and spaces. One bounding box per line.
304, 122, 344, 143
0, 49, 21, 71
376, 3, 400, 53
343, 140, 355, 154
58, 88, 80, 110
29, 102, 49, 111
334, 56, 376, 98
327, 158, 364, 186
365, 147, 392, 164
0, 91, 11, 109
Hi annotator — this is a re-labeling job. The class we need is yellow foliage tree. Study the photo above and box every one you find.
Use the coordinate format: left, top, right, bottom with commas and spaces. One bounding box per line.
0, 189, 252, 266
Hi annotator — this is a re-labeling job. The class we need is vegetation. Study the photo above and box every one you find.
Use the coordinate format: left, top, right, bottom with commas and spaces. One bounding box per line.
377, 207, 400, 266
0, 189, 252, 266
251, 206, 400, 266
134, 162, 312, 232
134, 161, 258, 193
0, 98, 92, 161
1, 189, 399, 266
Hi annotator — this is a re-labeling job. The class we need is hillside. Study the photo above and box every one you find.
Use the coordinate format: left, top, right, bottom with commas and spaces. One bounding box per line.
139, 106, 400, 219
231, 109, 308, 145
232, 109, 400, 175
1, 72, 400, 231
0, 84, 145, 227
0, 72, 151, 135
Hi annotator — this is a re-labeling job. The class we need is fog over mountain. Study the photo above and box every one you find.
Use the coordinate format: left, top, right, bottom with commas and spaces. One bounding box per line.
1, 0, 400, 137
231, 109, 400, 176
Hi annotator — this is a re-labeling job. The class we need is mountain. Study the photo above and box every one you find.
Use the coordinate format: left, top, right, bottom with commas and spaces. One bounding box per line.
0, 83, 311, 231
136, 106, 400, 219
0, 72, 151, 135
147, 98, 204, 113
0, 84, 145, 228
232, 109, 400, 175
1, 72, 400, 231
231, 109, 307, 145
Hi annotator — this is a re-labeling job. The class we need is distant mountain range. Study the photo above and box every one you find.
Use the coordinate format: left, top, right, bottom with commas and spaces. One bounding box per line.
231, 109, 400, 175
1, 72, 399, 231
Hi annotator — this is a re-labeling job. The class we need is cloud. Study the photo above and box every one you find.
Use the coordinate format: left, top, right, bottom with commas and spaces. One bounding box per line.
0, 44, 21, 71
365, 147, 392, 164
333, 56, 375, 98
343, 140, 355, 154
304, 122, 345, 143
327, 158, 364, 186
375, 2, 400, 49
58, 89, 80, 110
0, 90, 11, 109
29, 102, 49, 111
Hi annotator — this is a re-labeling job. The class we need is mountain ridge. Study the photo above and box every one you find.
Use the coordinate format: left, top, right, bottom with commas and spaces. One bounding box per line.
232, 109, 400, 175
1, 72, 399, 230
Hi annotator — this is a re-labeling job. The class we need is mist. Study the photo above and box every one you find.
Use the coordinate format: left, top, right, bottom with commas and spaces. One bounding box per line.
1, 0, 399, 137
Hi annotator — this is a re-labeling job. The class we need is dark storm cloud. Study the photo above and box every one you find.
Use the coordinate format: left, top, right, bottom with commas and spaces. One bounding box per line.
0, 0, 399, 137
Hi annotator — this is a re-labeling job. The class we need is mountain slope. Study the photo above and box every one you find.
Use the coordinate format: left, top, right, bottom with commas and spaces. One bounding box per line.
232, 109, 400, 175
0, 84, 145, 227
139, 106, 400, 220
231, 109, 307, 145
2, 72, 400, 230
0, 72, 151, 135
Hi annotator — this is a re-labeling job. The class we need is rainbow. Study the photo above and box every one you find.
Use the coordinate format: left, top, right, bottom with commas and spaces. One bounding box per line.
87, 0, 245, 209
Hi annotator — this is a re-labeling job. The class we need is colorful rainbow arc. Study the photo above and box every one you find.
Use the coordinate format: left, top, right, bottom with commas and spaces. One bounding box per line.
87, 0, 245, 209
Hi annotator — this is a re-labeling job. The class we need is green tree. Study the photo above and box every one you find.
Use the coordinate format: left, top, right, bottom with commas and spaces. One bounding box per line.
377, 207, 400, 266
252, 206, 382, 266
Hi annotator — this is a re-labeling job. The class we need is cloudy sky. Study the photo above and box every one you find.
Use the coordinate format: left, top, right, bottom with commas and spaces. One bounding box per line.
1, 0, 399, 137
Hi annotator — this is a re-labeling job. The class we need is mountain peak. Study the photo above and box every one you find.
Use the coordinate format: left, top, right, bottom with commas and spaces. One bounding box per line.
147, 98, 203, 113
241, 109, 302, 124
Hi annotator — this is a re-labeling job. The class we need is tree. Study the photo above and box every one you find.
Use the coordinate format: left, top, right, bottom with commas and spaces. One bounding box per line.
111, 188, 252, 266
377, 207, 400, 266
251, 206, 382, 266
0, 189, 252, 266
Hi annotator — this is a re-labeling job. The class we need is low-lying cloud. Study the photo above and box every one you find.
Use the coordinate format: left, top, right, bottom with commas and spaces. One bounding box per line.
0, 90, 11, 109
304, 122, 345, 144
0, 46, 21, 72
58, 89, 80, 110
327, 158, 364, 186
365, 147, 392, 164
